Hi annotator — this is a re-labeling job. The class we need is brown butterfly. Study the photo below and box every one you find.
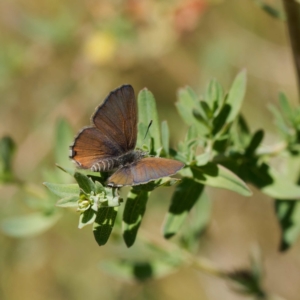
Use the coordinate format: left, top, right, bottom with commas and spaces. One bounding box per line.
69, 85, 184, 187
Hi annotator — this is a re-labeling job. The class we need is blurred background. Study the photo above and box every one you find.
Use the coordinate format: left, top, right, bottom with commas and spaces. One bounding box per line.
1, 0, 299, 299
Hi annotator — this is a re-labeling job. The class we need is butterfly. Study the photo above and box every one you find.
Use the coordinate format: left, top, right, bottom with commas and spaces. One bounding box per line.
69, 85, 184, 187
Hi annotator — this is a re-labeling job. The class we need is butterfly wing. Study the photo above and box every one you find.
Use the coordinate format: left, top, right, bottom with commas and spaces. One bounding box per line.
92, 84, 137, 152
70, 85, 137, 169
107, 157, 185, 187
70, 127, 124, 169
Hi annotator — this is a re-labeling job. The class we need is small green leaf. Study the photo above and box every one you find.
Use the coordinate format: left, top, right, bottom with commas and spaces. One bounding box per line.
268, 104, 290, 135
180, 125, 199, 162
226, 70, 247, 123
55, 118, 74, 167
261, 168, 300, 199
238, 115, 250, 135
137, 123, 149, 149
74, 172, 94, 193
123, 189, 149, 247
253, 0, 285, 20
181, 191, 211, 251
275, 200, 298, 251
1, 212, 61, 237
93, 207, 118, 246
159, 177, 181, 187
101, 257, 182, 281
212, 104, 231, 135
56, 195, 79, 207
56, 164, 75, 176
280, 203, 300, 250
161, 121, 169, 156
278, 92, 293, 121
95, 181, 105, 194
200, 101, 213, 119
192, 109, 210, 128
79, 208, 97, 229
191, 163, 252, 196
163, 178, 204, 239
191, 191, 211, 235
195, 152, 211, 166
176, 87, 208, 135
138, 88, 161, 150
205, 78, 224, 110
0, 136, 16, 183
105, 187, 121, 207
43, 182, 79, 198
231, 114, 251, 149
245, 130, 264, 156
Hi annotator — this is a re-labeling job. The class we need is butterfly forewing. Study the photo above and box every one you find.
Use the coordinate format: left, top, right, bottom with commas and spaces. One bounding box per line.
92, 85, 137, 152
70, 85, 137, 169
107, 157, 184, 186
70, 127, 123, 169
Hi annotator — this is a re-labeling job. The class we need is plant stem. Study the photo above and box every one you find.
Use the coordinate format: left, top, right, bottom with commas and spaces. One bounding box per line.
139, 228, 223, 276
282, 0, 300, 98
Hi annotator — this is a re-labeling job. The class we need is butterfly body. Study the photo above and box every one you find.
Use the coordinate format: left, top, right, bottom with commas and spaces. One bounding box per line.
70, 85, 184, 187
90, 149, 147, 172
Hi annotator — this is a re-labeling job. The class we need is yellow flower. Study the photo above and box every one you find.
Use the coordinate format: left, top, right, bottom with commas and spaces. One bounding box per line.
83, 32, 116, 65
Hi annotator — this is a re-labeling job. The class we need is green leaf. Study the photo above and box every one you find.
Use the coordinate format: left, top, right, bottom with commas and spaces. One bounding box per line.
181, 191, 211, 251
0, 136, 16, 183
212, 104, 231, 135
137, 88, 161, 150
231, 115, 251, 149
253, 0, 285, 20
78, 208, 97, 229
245, 130, 264, 156
195, 152, 211, 166
261, 168, 300, 199
205, 78, 224, 110
179, 125, 199, 163
137, 122, 150, 149
159, 177, 181, 187
192, 109, 210, 128
278, 92, 293, 121
56, 195, 79, 207
95, 181, 105, 194
55, 118, 74, 167
275, 200, 298, 251
161, 120, 169, 156
238, 115, 250, 135
93, 207, 118, 246
191, 163, 252, 196
226, 70, 247, 123
163, 178, 204, 239
56, 164, 75, 176
104, 187, 121, 207
43, 182, 79, 198
268, 104, 290, 135
122, 189, 150, 247
1, 212, 61, 237
176, 87, 209, 135
200, 101, 213, 119
101, 256, 182, 281
281, 203, 300, 250
74, 172, 94, 193
190, 191, 211, 235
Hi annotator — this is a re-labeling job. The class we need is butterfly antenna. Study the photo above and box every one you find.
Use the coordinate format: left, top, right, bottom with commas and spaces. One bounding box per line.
143, 120, 153, 140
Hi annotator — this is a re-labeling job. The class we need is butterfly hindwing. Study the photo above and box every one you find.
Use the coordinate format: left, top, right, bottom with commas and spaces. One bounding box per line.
107, 157, 184, 187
